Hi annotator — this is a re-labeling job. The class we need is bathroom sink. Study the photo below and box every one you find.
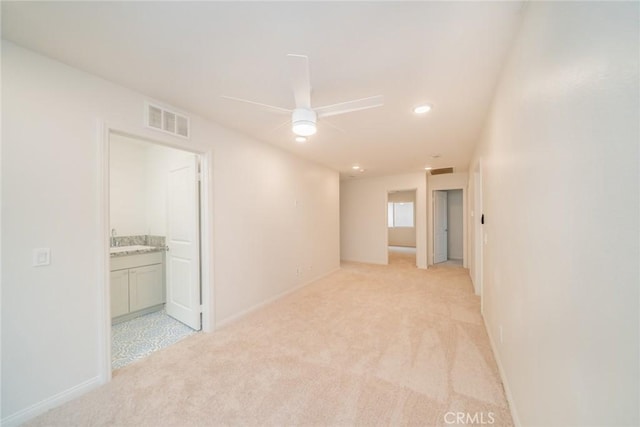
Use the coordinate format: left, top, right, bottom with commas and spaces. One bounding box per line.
110, 245, 155, 254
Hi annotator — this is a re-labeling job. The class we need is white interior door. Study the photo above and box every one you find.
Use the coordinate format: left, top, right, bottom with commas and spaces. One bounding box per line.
166, 153, 201, 330
434, 190, 448, 264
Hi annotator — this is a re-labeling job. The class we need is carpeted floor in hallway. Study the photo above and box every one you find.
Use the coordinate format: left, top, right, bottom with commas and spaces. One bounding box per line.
388, 246, 417, 268
28, 260, 512, 426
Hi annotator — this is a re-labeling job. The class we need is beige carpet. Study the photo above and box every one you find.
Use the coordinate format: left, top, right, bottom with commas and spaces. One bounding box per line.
388, 246, 417, 268
28, 261, 512, 426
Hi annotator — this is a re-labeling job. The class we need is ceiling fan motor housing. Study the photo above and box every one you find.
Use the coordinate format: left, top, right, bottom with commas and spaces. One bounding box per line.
292, 108, 317, 136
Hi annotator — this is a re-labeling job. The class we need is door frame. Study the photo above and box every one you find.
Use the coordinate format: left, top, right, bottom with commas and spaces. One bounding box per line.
473, 160, 484, 309
433, 190, 449, 264
97, 121, 215, 383
427, 185, 467, 267
385, 188, 418, 267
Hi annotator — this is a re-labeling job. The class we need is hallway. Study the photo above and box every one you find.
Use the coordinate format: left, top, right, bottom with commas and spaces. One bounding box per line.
28, 261, 511, 426
3, 2, 637, 425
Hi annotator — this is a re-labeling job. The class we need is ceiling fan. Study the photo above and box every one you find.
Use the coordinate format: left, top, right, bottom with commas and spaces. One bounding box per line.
222, 54, 384, 137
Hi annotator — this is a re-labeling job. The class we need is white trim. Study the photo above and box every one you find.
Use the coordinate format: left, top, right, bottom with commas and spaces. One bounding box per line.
385, 192, 390, 264
216, 268, 340, 329
97, 120, 112, 385
483, 315, 522, 427
473, 159, 484, 306
0, 376, 101, 427
200, 149, 215, 332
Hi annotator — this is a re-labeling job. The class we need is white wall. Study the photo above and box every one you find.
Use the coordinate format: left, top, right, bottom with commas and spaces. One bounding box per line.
110, 134, 194, 237
109, 137, 148, 235
446, 189, 463, 260
1, 41, 340, 424
110, 134, 158, 236
388, 190, 416, 247
144, 143, 168, 236
341, 173, 427, 268
468, 2, 639, 426
427, 173, 468, 266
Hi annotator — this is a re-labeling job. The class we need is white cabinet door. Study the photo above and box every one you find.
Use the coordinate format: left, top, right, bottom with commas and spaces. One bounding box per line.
129, 264, 164, 312
110, 270, 130, 318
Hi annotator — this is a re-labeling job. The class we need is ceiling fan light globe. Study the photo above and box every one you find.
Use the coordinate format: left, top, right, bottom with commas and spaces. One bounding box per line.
292, 108, 318, 136
292, 121, 317, 136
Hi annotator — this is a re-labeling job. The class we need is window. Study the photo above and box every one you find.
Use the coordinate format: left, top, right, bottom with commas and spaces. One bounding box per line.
388, 202, 414, 227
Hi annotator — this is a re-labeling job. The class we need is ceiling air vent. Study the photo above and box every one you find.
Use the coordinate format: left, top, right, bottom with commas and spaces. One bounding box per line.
430, 167, 454, 175
145, 102, 190, 139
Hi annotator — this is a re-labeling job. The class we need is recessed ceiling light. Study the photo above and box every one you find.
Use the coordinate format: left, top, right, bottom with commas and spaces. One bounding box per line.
413, 104, 432, 114
352, 165, 361, 170
295, 136, 307, 143
424, 166, 433, 171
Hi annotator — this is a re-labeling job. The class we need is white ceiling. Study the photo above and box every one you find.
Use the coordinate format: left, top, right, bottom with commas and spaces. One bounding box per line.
2, 1, 525, 178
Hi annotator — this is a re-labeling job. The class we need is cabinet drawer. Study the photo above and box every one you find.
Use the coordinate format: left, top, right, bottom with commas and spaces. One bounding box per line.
111, 251, 163, 271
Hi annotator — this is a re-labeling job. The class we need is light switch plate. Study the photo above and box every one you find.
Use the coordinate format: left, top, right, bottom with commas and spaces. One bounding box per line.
33, 248, 51, 266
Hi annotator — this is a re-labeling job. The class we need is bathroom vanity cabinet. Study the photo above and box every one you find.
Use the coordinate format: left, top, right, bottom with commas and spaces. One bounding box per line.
110, 251, 165, 323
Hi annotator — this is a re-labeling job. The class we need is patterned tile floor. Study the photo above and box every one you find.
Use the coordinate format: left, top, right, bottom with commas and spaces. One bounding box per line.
112, 309, 197, 370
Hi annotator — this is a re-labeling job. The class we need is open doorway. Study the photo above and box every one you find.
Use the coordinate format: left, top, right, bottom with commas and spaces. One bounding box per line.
433, 189, 464, 267
108, 132, 203, 370
387, 189, 417, 267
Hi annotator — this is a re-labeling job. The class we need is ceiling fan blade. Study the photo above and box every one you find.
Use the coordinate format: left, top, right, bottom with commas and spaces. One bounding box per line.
269, 118, 291, 133
221, 95, 291, 115
287, 54, 311, 109
315, 95, 384, 118
320, 118, 346, 133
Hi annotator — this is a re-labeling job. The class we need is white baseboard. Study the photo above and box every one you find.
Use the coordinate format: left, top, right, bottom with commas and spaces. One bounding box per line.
1, 376, 101, 427
482, 315, 522, 427
215, 267, 341, 329
341, 257, 387, 266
